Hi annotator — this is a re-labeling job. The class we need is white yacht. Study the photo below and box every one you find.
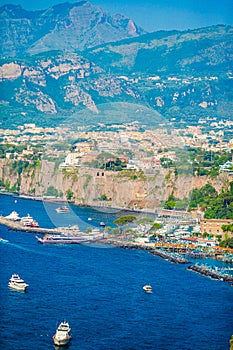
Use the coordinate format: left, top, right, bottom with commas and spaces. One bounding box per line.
143, 285, 153, 293
20, 214, 39, 227
5, 211, 20, 221
53, 321, 72, 346
56, 206, 70, 213
8, 274, 29, 291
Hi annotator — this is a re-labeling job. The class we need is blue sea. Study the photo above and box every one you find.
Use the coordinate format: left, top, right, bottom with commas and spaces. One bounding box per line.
0, 194, 233, 350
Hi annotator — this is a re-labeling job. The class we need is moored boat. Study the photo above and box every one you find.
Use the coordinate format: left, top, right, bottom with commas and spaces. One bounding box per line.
143, 285, 153, 293
53, 321, 71, 346
36, 230, 105, 244
20, 214, 39, 227
5, 211, 20, 221
100, 221, 105, 227
56, 206, 70, 213
8, 274, 29, 291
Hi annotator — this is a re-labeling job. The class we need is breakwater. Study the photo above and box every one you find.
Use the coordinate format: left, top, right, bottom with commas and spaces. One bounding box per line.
104, 238, 153, 250
187, 264, 233, 282
150, 248, 190, 264
0, 216, 102, 238
0, 215, 56, 234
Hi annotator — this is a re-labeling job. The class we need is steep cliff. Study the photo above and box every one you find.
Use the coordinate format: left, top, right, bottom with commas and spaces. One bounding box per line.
0, 159, 229, 211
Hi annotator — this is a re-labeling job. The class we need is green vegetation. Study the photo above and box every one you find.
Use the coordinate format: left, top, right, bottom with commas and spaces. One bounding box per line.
84, 152, 127, 171
66, 189, 74, 201
164, 193, 189, 210
114, 215, 136, 226
160, 157, 174, 168
187, 148, 232, 177
222, 224, 233, 233
44, 186, 63, 198
219, 238, 233, 249
116, 169, 146, 181
136, 217, 154, 225
189, 182, 233, 219
0, 144, 27, 158
83, 174, 92, 190
99, 194, 111, 201
114, 216, 136, 232
116, 148, 134, 159
151, 222, 162, 230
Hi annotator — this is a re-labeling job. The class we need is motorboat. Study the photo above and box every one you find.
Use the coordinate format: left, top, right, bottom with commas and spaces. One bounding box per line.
99, 221, 106, 227
8, 274, 29, 291
20, 214, 39, 227
53, 321, 71, 346
5, 211, 20, 221
143, 285, 153, 293
56, 206, 70, 213
0, 237, 9, 243
87, 217, 92, 221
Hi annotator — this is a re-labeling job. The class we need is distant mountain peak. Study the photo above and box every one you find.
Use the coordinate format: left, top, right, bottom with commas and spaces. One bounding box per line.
0, 1, 146, 57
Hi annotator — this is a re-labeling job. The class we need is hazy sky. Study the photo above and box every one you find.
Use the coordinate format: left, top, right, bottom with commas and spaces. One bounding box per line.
0, 0, 232, 32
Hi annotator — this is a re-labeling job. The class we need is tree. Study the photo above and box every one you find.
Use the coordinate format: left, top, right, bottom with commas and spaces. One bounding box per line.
66, 189, 73, 201
151, 222, 162, 230
136, 217, 154, 225
44, 186, 60, 197
114, 215, 136, 235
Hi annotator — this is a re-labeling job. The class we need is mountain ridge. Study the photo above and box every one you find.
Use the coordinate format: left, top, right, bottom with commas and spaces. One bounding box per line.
0, 1, 145, 57
0, 2, 232, 128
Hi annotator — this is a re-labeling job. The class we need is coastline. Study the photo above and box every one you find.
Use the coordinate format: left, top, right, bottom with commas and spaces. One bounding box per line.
0, 191, 158, 216
0, 191, 195, 221
1, 214, 233, 284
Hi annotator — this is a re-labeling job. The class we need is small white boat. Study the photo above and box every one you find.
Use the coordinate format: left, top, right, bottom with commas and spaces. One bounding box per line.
88, 217, 92, 221
53, 321, 71, 346
100, 221, 105, 227
56, 206, 70, 213
0, 237, 9, 243
8, 274, 29, 291
143, 285, 153, 293
5, 211, 20, 221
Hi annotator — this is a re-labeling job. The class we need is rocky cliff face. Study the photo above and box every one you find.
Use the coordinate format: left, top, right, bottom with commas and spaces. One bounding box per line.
0, 159, 229, 211
0, 3, 232, 126
0, 2, 145, 57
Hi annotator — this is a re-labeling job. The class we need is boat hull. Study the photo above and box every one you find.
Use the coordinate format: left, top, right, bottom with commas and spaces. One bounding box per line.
53, 334, 71, 346
8, 282, 28, 291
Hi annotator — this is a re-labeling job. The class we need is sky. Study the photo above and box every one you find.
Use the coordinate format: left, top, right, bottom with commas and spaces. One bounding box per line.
0, 0, 232, 32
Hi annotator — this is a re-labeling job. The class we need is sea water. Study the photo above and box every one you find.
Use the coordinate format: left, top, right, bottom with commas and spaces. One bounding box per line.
0, 194, 232, 349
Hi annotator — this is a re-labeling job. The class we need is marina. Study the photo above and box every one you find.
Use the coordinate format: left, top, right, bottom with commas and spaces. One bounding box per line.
0, 194, 233, 349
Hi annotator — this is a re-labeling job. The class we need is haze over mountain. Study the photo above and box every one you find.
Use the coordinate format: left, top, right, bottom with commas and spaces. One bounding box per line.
1, 0, 232, 32
0, 1, 145, 57
0, 1, 232, 128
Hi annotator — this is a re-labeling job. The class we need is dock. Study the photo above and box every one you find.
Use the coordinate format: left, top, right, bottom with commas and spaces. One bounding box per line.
0, 216, 97, 237
0, 215, 56, 234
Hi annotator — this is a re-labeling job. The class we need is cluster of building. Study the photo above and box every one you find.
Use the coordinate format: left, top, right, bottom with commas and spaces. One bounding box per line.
0, 118, 232, 242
